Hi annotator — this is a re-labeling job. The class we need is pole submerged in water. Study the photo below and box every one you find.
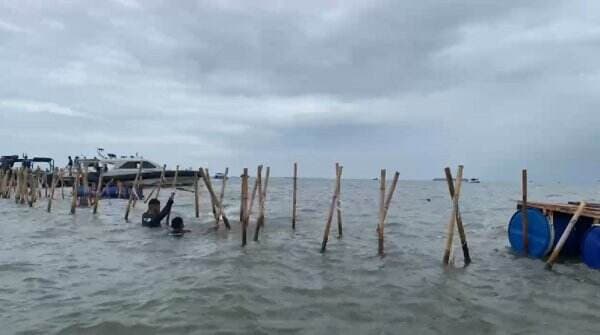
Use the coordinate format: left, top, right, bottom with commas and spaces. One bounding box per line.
93, 170, 104, 214
124, 161, 143, 222
253, 165, 264, 241
241, 168, 249, 246
521, 169, 529, 256
321, 163, 341, 253
545, 201, 587, 270
443, 165, 464, 265
216, 167, 229, 225
444, 167, 471, 265
336, 164, 343, 238
70, 168, 80, 214
292, 162, 298, 230
200, 168, 231, 229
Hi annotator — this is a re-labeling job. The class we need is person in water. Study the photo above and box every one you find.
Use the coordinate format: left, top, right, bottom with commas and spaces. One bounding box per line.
142, 193, 175, 228
169, 216, 190, 236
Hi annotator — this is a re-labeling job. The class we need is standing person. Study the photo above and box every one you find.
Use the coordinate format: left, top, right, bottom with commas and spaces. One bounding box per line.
67, 156, 73, 176
142, 193, 175, 228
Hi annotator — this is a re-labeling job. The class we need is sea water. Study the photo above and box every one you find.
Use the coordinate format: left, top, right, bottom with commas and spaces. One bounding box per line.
1, 179, 600, 334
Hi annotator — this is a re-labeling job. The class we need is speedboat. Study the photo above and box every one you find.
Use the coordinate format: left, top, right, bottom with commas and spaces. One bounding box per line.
63, 149, 195, 187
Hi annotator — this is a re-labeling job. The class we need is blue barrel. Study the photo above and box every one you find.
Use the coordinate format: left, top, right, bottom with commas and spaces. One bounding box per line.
508, 208, 554, 258
581, 224, 600, 269
552, 213, 592, 257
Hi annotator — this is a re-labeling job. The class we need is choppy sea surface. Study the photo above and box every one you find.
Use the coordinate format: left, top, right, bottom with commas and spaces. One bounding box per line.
1, 178, 600, 335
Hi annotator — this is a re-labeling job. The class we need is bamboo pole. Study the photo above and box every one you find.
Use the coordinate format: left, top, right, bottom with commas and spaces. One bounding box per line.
92, 170, 104, 214
252, 166, 264, 241
70, 168, 80, 214
261, 167, 270, 219
132, 174, 142, 208
80, 166, 89, 207
124, 161, 143, 222
377, 169, 386, 255
28, 169, 38, 207
336, 164, 343, 238
241, 168, 249, 246
47, 168, 60, 212
247, 166, 261, 220
166, 165, 179, 225
216, 168, 229, 225
43, 171, 48, 198
443, 165, 464, 265
15, 168, 21, 203
0, 170, 4, 198
153, 164, 166, 200
444, 167, 471, 265
546, 202, 587, 270
378, 171, 400, 256
292, 162, 298, 230
21, 168, 29, 204
256, 166, 270, 232
204, 168, 218, 219
60, 172, 65, 199
321, 164, 341, 253
521, 169, 529, 256
194, 171, 200, 218
200, 168, 231, 229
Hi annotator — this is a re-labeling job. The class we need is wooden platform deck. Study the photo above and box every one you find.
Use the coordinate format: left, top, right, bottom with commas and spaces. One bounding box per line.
517, 201, 600, 221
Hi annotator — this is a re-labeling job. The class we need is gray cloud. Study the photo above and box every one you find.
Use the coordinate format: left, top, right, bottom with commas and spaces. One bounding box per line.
0, 0, 598, 181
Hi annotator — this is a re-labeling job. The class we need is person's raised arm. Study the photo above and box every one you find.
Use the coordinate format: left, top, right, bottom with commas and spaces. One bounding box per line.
156, 192, 175, 224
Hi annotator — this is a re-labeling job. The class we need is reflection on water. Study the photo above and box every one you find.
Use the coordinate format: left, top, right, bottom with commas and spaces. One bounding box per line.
1, 179, 599, 334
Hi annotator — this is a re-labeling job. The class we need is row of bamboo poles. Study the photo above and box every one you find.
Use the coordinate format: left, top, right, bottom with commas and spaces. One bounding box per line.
0, 163, 471, 262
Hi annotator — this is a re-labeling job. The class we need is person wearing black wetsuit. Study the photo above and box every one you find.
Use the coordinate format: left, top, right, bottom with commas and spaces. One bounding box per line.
142, 193, 174, 228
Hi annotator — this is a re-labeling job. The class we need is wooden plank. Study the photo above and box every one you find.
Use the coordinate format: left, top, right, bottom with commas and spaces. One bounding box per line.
517, 201, 600, 220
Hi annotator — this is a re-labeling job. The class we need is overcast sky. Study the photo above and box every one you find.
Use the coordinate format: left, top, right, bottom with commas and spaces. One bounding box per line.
0, 1, 598, 181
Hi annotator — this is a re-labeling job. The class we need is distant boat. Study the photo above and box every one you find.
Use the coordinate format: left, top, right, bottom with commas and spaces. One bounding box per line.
214, 172, 227, 180
432, 177, 469, 182
469, 178, 481, 183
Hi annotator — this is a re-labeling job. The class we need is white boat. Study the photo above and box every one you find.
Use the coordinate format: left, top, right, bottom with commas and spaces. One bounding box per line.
67, 149, 196, 187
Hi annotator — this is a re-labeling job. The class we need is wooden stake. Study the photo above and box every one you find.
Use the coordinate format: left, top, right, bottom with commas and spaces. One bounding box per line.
80, 166, 89, 207
443, 165, 464, 265
200, 168, 231, 229
241, 168, 249, 246
545, 202, 587, 270
28, 169, 38, 207
92, 170, 104, 214
204, 168, 218, 219
292, 162, 298, 230
253, 166, 264, 241
377, 169, 386, 256
321, 164, 341, 253
60, 172, 65, 199
124, 161, 143, 222
336, 164, 343, 238
154, 164, 166, 200
194, 171, 200, 218
47, 168, 60, 212
445, 167, 471, 265
216, 167, 229, 225
70, 169, 80, 214
378, 171, 400, 256
521, 169, 529, 256
257, 166, 270, 230
166, 165, 179, 225
247, 166, 262, 220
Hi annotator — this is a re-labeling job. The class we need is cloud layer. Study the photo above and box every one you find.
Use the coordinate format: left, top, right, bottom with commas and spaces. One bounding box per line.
1, 1, 598, 181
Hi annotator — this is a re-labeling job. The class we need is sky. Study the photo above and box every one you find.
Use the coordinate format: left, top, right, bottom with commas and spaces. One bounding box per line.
0, 0, 599, 181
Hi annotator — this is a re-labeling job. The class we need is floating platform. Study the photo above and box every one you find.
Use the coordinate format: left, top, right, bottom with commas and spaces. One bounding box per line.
509, 201, 600, 269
